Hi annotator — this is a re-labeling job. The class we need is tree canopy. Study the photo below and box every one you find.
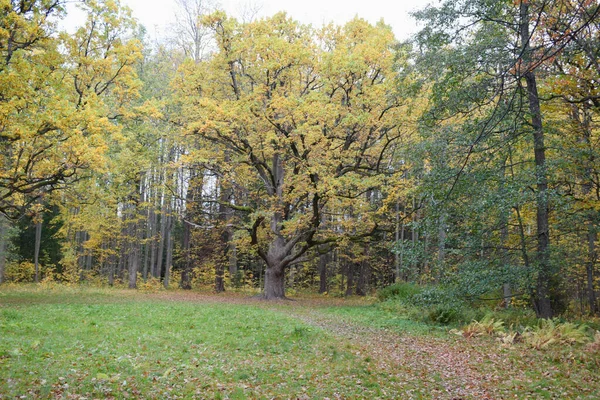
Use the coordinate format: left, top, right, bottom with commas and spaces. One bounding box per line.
1, 0, 600, 317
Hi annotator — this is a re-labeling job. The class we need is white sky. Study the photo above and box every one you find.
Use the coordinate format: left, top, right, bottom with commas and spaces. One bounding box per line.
63, 0, 428, 41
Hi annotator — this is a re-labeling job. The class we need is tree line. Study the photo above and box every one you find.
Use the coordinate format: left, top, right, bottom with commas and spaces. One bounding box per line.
0, 0, 599, 318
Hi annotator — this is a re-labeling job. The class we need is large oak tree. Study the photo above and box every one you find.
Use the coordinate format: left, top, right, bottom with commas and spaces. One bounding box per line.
176, 12, 410, 298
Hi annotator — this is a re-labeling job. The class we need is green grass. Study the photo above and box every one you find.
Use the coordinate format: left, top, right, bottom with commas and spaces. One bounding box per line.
1, 286, 599, 399
0, 287, 401, 399
317, 304, 444, 336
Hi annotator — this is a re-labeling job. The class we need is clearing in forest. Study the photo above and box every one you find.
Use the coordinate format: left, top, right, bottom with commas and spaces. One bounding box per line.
0, 287, 598, 399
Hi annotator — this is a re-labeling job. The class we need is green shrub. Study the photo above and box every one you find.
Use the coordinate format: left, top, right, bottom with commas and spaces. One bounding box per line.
410, 285, 464, 308
427, 304, 463, 325
377, 282, 422, 302
493, 308, 538, 329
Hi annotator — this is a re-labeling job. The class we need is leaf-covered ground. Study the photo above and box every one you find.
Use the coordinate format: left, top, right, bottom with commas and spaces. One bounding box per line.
1, 287, 598, 399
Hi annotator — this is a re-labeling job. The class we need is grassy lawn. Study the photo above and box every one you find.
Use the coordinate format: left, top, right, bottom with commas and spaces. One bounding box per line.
0, 287, 401, 399
1, 286, 599, 399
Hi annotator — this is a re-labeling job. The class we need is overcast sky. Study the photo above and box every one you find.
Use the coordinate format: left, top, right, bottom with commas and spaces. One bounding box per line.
63, 0, 428, 41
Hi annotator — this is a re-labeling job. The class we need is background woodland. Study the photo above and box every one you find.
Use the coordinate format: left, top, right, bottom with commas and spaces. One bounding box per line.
1, 0, 600, 318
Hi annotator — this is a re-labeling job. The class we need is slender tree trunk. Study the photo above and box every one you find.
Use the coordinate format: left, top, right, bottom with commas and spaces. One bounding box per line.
142, 180, 151, 281
587, 221, 598, 314
216, 157, 233, 293
574, 106, 598, 314
395, 199, 400, 281
318, 252, 328, 293
126, 204, 139, 290
229, 243, 238, 282
149, 207, 157, 277
155, 209, 166, 279
437, 213, 446, 282
34, 218, 42, 283
164, 215, 173, 289
85, 232, 92, 270
499, 154, 512, 308
214, 236, 226, 293
107, 238, 115, 286
400, 206, 406, 281
356, 246, 369, 296
501, 216, 512, 308
345, 260, 355, 297
181, 219, 193, 290
0, 217, 8, 284
128, 241, 138, 289
520, 2, 552, 318
412, 196, 419, 281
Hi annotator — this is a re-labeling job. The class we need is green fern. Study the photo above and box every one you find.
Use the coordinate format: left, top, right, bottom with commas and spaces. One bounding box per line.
523, 319, 590, 349
457, 315, 505, 338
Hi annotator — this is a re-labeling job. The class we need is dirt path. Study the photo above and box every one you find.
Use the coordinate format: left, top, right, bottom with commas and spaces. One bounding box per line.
150, 292, 516, 399
285, 308, 505, 399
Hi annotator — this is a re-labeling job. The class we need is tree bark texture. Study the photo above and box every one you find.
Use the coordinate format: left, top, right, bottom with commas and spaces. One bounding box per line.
520, 2, 553, 318
34, 219, 42, 283
0, 217, 7, 284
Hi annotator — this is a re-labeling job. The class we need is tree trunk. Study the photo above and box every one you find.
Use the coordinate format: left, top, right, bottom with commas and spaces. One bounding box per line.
259, 154, 289, 299
394, 199, 400, 281
345, 261, 355, 297
164, 215, 173, 289
107, 238, 115, 286
229, 242, 238, 283
126, 205, 139, 289
155, 210, 166, 279
356, 259, 368, 296
263, 262, 285, 299
587, 221, 598, 314
499, 154, 512, 308
318, 252, 328, 293
399, 208, 406, 281
520, 2, 552, 318
142, 205, 152, 281
574, 106, 598, 315
0, 217, 7, 284
149, 207, 158, 277
128, 242, 138, 289
437, 212, 446, 282
501, 218, 512, 308
181, 219, 193, 290
216, 162, 233, 293
214, 235, 226, 293
34, 219, 42, 283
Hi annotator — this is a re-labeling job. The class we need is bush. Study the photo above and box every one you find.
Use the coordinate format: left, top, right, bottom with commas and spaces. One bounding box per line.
377, 282, 422, 302
4, 261, 35, 282
427, 304, 463, 325
410, 285, 464, 308
139, 275, 163, 293
493, 308, 538, 329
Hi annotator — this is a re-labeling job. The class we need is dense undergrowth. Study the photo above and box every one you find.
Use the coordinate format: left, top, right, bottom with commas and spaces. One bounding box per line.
375, 282, 600, 354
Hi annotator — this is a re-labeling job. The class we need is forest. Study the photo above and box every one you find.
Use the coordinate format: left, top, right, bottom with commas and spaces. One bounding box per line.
1, 0, 600, 320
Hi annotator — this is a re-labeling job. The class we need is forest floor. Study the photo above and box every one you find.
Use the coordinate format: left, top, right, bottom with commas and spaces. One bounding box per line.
1, 286, 599, 399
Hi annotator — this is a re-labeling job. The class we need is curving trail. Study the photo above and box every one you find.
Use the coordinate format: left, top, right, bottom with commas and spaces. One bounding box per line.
149, 292, 554, 399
